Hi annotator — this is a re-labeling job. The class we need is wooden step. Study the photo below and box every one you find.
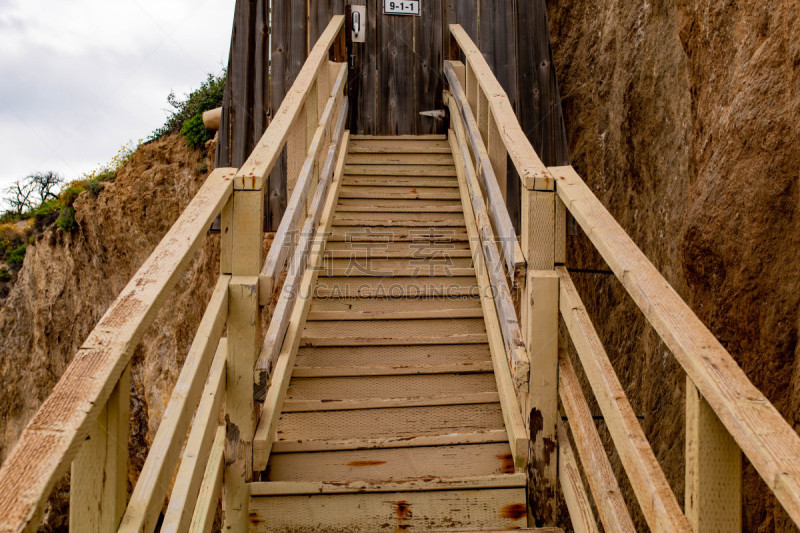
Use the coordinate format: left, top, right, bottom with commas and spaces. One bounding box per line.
274, 403, 506, 448
323, 241, 472, 258
333, 211, 465, 227
313, 276, 480, 298
349, 134, 448, 141
344, 165, 457, 177
338, 185, 461, 200
307, 295, 482, 320
319, 257, 474, 278
336, 198, 464, 213
348, 139, 452, 153
293, 344, 493, 377
249, 476, 527, 532
342, 175, 459, 188
346, 153, 454, 166
328, 226, 469, 242
265, 443, 515, 482
282, 373, 499, 411
301, 318, 487, 346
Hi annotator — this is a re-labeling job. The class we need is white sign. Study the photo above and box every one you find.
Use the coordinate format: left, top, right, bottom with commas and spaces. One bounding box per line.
384, 0, 420, 16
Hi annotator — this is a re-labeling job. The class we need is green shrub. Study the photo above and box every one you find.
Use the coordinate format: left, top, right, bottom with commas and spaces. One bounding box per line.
0, 268, 10, 282
7, 244, 27, 270
181, 112, 212, 149
56, 207, 77, 233
85, 180, 104, 196
149, 71, 226, 143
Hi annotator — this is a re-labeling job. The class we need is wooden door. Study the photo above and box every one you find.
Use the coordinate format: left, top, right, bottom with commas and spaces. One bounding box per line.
348, 0, 445, 135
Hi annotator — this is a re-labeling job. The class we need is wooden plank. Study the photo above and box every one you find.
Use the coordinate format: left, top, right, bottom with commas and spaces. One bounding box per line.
252, 126, 348, 469
557, 267, 689, 531
344, 164, 457, 177
308, 299, 482, 320
558, 355, 636, 533
119, 277, 230, 533
250, 487, 527, 532
324, 240, 472, 257
350, 0, 377, 135
450, 126, 529, 389
328, 225, 469, 241
320, 267, 475, 278
335, 198, 464, 212
554, 164, 800, 523
188, 426, 224, 533
284, 392, 499, 412
341, 176, 459, 188
557, 420, 600, 533
237, 16, 344, 190
266, 443, 515, 482
685, 377, 742, 531
253, 474, 526, 495
273, 429, 509, 454
337, 186, 462, 201
332, 212, 464, 226
346, 153, 454, 166
294, 344, 492, 375
378, 11, 415, 135
160, 339, 226, 533
444, 77, 526, 283
69, 367, 129, 533
313, 276, 479, 298
452, 128, 529, 469
0, 168, 235, 533
294, 362, 495, 378
449, 24, 553, 191
349, 140, 451, 153
415, 0, 444, 135
349, 134, 449, 140
301, 318, 488, 347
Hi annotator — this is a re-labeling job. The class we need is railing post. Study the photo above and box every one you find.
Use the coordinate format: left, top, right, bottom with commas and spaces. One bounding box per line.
521, 179, 559, 527
223, 180, 264, 530
70, 366, 130, 532
686, 377, 742, 531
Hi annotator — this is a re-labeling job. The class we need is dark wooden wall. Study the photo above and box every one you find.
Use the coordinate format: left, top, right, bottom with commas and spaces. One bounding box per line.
217, 0, 568, 230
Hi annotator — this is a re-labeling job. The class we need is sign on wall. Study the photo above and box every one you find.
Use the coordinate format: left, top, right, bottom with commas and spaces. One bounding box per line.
383, 0, 420, 15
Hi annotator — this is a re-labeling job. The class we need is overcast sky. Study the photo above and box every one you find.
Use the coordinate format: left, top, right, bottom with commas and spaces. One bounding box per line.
0, 0, 236, 208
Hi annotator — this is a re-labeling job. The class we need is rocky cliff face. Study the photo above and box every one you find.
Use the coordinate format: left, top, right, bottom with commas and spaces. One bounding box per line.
0, 135, 220, 528
549, 0, 799, 530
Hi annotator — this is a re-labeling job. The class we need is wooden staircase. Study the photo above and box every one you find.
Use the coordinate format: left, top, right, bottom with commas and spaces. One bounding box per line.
248, 135, 528, 532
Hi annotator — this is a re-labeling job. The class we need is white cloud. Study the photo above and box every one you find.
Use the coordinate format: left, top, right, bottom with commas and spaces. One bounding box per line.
0, 0, 235, 207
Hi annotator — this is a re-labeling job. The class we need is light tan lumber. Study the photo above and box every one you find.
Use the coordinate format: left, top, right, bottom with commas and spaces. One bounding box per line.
332, 211, 465, 226
283, 392, 500, 412
202, 107, 221, 131
223, 276, 260, 530
450, 129, 529, 390
557, 267, 689, 531
525, 271, 559, 525
520, 188, 555, 270
235, 16, 344, 189
451, 60, 466, 89
294, 344, 492, 375
452, 129, 529, 469
188, 425, 225, 533
337, 185, 462, 200
344, 164, 457, 177
272, 429, 509, 453
219, 194, 233, 275
466, 62, 478, 128
319, 257, 474, 277
328, 225, 469, 242
286, 103, 306, 201
256, 135, 348, 364
346, 153, 454, 166
558, 355, 636, 533
249, 488, 526, 532
294, 362, 495, 377
119, 276, 230, 533
553, 164, 800, 525
685, 377, 742, 531
348, 140, 451, 153
308, 308, 482, 320
555, 196, 567, 264
341, 176, 459, 188
335, 198, 464, 213
252, 129, 348, 471
350, 134, 448, 140
160, 339, 227, 533
266, 442, 515, 482
444, 71, 525, 280
557, 420, 600, 533
449, 24, 553, 191
308, 295, 481, 316
69, 366, 129, 533
301, 318, 488, 347
252, 473, 526, 496
231, 189, 264, 275
324, 240, 472, 257
488, 110, 508, 200
313, 276, 479, 298
0, 167, 234, 533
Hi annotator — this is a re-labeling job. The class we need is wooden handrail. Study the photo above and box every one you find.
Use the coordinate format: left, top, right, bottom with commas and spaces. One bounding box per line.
235, 15, 345, 190
552, 164, 800, 525
0, 168, 236, 533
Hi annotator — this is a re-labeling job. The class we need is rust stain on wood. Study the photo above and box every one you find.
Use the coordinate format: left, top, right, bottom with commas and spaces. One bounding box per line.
499, 503, 526, 520
498, 453, 515, 474
348, 460, 387, 467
